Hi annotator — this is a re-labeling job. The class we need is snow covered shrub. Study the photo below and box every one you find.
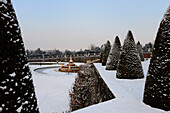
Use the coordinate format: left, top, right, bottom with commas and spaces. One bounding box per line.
106, 36, 121, 70
69, 64, 115, 112
143, 6, 170, 111
116, 30, 144, 79
0, 1, 39, 112
102, 41, 111, 66
137, 41, 144, 61
100, 45, 104, 63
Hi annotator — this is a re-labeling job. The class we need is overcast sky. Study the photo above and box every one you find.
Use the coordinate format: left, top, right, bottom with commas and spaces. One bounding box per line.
12, 0, 169, 51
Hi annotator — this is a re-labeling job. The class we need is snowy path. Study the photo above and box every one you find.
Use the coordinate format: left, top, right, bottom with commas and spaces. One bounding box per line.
73, 60, 169, 113
30, 65, 77, 113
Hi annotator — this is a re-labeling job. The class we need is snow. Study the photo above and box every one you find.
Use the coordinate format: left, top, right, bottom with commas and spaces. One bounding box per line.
30, 60, 169, 113
72, 60, 169, 113
30, 64, 79, 113
0, 0, 7, 4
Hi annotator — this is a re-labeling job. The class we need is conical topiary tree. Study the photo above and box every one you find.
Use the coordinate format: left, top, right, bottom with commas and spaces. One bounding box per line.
100, 45, 104, 63
106, 36, 121, 70
116, 30, 144, 79
0, 0, 39, 112
102, 41, 111, 66
137, 41, 144, 61
143, 6, 170, 111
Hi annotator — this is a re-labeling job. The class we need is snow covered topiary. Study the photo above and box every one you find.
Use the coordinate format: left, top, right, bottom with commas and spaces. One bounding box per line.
0, 1, 39, 112
143, 6, 170, 111
69, 64, 115, 112
137, 41, 144, 61
0, 0, 7, 4
106, 36, 121, 70
116, 30, 144, 79
102, 41, 111, 66
100, 45, 104, 63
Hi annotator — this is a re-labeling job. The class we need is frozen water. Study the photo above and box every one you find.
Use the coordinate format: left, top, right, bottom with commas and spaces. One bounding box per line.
30, 64, 79, 113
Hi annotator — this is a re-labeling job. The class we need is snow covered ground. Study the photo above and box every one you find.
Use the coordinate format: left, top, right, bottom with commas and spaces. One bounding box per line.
30, 64, 79, 113
72, 60, 169, 113
30, 61, 169, 113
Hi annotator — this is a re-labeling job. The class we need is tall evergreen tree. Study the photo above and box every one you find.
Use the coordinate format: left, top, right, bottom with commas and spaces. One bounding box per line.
137, 41, 144, 61
102, 41, 111, 66
106, 36, 121, 70
116, 31, 144, 79
143, 6, 170, 111
0, 0, 39, 112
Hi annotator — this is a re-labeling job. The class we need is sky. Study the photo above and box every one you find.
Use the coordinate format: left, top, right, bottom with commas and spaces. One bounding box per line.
12, 0, 169, 51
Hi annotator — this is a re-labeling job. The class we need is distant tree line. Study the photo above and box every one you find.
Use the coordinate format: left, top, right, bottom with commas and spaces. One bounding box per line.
26, 42, 152, 60
142, 42, 153, 53
26, 45, 101, 59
